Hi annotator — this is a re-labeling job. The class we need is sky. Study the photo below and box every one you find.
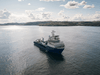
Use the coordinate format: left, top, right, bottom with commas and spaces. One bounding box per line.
0, 0, 100, 23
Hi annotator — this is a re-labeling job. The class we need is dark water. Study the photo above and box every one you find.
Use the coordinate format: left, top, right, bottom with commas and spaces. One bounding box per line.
0, 26, 100, 75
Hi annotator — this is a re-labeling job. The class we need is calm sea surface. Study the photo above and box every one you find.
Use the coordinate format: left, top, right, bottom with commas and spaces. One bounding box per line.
0, 25, 100, 75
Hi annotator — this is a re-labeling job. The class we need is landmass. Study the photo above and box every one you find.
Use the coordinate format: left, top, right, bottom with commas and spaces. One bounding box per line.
39, 21, 100, 26
0, 23, 24, 25
0, 21, 100, 26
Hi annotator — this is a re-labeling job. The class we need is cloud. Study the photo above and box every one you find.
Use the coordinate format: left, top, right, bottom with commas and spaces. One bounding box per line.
28, 3, 31, 5
95, 11, 100, 14
9, 13, 32, 23
71, 14, 84, 21
1, 9, 100, 24
40, 0, 65, 2
0, 19, 9, 24
0, 9, 34, 23
69, 11, 100, 21
58, 10, 69, 20
25, 9, 52, 20
25, 10, 34, 14
26, 10, 52, 20
28, 13, 42, 20
57, 13, 84, 21
79, 1, 87, 5
35, 7, 45, 11
62, 15, 69, 19
60, 1, 80, 9
56, 11, 100, 21
0, 9, 51, 23
92, 11, 100, 20
93, 14, 100, 19
0, 13, 33, 23
18, 0, 24, 1
83, 4, 95, 9
0, 9, 11, 19
25, 8, 45, 13
9, 11, 100, 22
42, 12, 52, 19
58, 10, 64, 15
60, 1, 94, 9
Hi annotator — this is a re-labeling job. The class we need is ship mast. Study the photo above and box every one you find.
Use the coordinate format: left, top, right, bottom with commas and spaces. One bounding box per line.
51, 30, 55, 37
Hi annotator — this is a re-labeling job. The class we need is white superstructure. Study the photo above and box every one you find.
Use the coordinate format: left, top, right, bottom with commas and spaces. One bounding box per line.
47, 30, 65, 49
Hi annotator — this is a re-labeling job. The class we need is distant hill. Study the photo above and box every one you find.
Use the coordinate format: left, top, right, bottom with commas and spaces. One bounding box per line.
0, 21, 50, 25
24, 21, 51, 25
0, 23, 24, 25
39, 21, 100, 26
0, 21, 100, 26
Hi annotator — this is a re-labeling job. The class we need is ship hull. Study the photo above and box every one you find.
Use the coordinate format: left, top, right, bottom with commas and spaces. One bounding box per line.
34, 42, 64, 54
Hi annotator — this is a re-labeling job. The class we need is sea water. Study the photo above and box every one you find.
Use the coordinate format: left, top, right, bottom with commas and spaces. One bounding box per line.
0, 26, 100, 75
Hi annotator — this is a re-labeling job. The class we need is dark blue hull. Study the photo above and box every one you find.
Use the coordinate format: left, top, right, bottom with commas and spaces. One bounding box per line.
34, 42, 64, 54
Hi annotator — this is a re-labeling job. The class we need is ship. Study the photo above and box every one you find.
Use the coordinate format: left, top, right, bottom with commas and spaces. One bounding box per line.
34, 30, 65, 54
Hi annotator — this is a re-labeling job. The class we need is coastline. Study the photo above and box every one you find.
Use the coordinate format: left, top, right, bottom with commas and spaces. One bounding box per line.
0, 21, 100, 26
